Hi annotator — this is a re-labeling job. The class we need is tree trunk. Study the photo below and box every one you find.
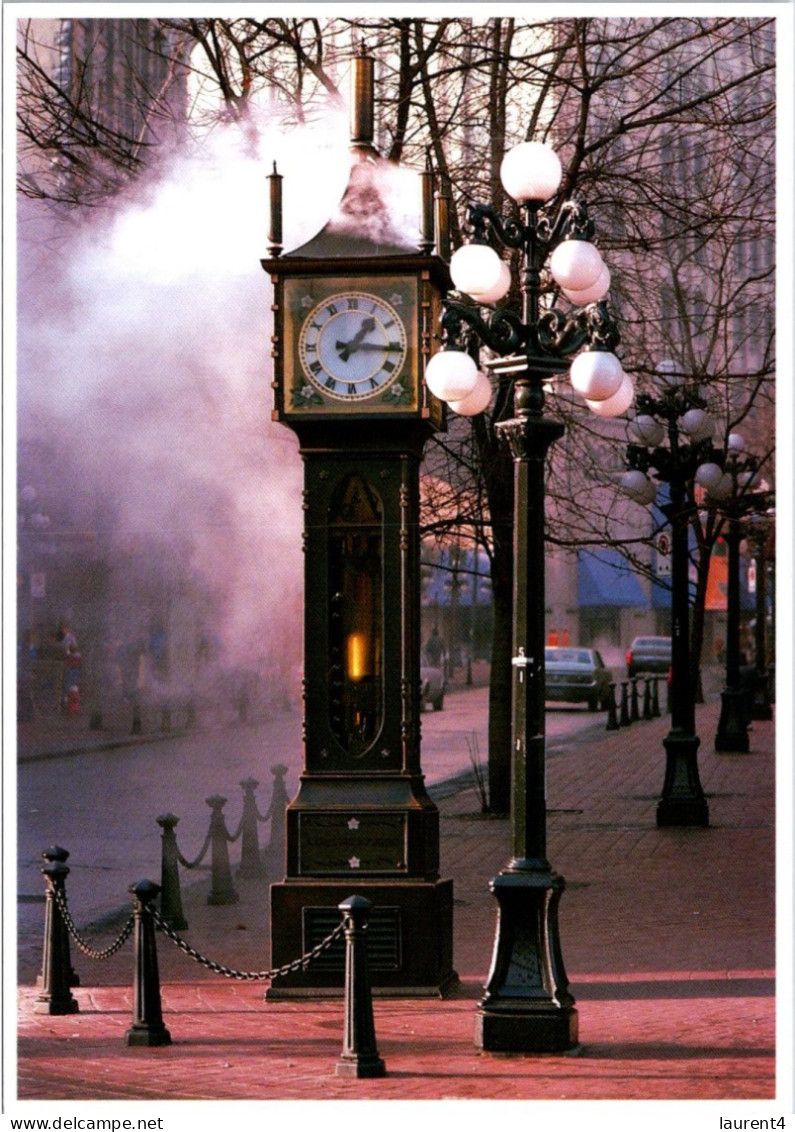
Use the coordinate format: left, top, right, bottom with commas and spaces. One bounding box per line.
487, 539, 513, 815
473, 409, 515, 815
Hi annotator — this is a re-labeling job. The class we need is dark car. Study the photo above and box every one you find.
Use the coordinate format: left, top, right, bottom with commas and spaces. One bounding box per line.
545, 646, 613, 711
625, 636, 672, 677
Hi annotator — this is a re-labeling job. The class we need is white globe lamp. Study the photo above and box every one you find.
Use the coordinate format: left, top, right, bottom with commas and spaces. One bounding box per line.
468, 260, 512, 305
679, 408, 714, 442
562, 264, 611, 306
499, 141, 562, 203
694, 462, 724, 491
450, 244, 505, 299
424, 350, 479, 402
569, 350, 624, 401
447, 369, 493, 416
586, 372, 635, 418
621, 469, 657, 505
708, 474, 734, 502
655, 359, 683, 387
629, 414, 665, 447
550, 240, 604, 292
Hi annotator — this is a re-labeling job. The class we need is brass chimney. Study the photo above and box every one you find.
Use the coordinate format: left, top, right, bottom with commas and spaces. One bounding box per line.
350, 49, 376, 157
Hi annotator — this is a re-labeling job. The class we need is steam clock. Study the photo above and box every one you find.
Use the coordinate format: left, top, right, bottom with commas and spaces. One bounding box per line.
262, 54, 457, 997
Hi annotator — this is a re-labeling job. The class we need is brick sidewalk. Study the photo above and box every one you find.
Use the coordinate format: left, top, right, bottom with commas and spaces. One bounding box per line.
15, 701, 776, 1103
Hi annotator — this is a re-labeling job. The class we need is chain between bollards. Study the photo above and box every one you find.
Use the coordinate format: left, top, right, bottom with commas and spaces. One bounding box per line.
35, 857, 382, 1075
149, 906, 345, 981
158, 766, 289, 914
35, 849, 135, 1014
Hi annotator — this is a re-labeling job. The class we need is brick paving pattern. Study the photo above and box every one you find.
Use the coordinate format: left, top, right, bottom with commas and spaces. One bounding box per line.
15, 699, 776, 1103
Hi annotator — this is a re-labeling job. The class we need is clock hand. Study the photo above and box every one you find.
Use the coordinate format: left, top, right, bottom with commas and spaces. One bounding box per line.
338, 343, 392, 351
336, 317, 377, 361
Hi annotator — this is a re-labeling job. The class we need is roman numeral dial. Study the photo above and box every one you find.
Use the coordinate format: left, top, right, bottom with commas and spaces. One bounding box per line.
298, 292, 408, 401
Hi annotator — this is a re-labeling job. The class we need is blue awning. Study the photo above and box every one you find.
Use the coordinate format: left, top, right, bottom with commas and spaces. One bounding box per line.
651, 573, 673, 609
577, 549, 646, 608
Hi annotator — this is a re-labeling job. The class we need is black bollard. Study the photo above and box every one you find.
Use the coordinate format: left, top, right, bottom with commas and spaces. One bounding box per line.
642, 679, 653, 720
157, 813, 188, 930
605, 683, 620, 731
206, 795, 239, 905
335, 896, 386, 1078
619, 681, 631, 727
125, 879, 172, 1047
40, 846, 80, 987
266, 764, 290, 867
630, 677, 640, 722
237, 778, 265, 879
651, 676, 661, 717
35, 860, 79, 1015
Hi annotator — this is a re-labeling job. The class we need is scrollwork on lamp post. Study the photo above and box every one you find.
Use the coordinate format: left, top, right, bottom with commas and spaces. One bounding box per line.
424, 140, 634, 1054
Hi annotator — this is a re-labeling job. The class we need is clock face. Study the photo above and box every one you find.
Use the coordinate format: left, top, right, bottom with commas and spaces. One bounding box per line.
298, 292, 408, 402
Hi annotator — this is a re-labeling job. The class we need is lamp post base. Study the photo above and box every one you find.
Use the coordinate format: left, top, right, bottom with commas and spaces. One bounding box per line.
657, 732, 709, 827
475, 1003, 578, 1054
715, 688, 750, 752
474, 867, 578, 1054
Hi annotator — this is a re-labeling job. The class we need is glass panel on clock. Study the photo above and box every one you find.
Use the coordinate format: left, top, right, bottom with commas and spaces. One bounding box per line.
328, 474, 384, 756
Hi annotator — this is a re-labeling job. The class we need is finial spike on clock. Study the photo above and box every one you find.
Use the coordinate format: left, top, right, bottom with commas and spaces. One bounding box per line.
267, 160, 283, 258
434, 181, 452, 262
419, 149, 435, 254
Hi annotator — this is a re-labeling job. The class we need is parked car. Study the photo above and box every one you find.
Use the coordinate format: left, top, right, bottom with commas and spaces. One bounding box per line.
544, 646, 613, 711
420, 665, 446, 711
625, 636, 672, 677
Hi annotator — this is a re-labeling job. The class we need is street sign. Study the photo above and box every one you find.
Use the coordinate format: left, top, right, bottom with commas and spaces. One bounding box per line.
655, 531, 671, 576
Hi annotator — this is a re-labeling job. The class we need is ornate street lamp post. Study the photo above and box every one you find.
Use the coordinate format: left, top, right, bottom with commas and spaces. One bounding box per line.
621, 369, 720, 827
706, 434, 773, 751
424, 141, 634, 1054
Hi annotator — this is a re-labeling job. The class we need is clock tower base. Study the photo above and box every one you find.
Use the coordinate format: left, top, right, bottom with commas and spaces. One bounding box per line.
266, 877, 457, 998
